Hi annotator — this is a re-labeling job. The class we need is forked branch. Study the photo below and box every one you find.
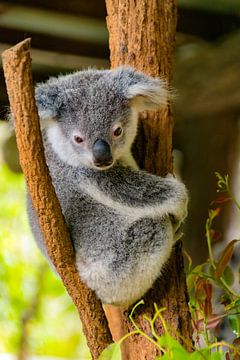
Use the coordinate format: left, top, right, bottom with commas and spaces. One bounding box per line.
2, 38, 112, 360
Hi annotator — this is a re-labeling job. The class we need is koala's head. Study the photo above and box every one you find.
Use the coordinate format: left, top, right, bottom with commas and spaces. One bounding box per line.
36, 66, 168, 170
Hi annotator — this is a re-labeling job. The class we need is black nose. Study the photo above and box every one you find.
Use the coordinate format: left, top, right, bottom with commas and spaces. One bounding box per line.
92, 139, 113, 167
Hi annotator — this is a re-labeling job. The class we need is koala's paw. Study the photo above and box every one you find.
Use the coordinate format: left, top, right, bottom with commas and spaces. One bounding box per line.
169, 214, 184, 242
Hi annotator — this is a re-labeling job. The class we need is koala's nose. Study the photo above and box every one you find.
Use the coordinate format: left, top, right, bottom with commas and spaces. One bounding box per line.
92, 139, 113, 167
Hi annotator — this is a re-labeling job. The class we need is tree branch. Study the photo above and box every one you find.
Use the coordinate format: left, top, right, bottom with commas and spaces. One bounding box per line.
2, 38, 112, 360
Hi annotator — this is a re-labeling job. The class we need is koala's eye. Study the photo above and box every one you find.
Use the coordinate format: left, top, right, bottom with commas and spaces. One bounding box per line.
113, 126, 123, 138
74, 135, 84, 144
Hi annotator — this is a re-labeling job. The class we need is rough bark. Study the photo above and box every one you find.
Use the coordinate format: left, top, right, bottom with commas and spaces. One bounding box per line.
2, 39, 112, 360
105, 0, 193, 358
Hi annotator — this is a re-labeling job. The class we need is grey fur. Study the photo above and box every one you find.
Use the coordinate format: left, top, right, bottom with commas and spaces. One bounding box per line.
25, 67, 188, 306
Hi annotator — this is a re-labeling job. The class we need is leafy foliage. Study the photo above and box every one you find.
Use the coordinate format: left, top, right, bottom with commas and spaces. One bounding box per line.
99, 343, 122, 360
100, 172, 240, 360
100, 300, 240, 359
0, 163, 90, 358
188, 173, 240, 353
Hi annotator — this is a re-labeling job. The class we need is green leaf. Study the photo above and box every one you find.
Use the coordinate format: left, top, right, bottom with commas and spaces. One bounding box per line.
190, 348, 222, 360
190, 349, 209, 360
228, 314, 240, 337
221, 266, 234, 286
158, 334, 191, 360
210, 352, 223, 360
99, 343, 121, 360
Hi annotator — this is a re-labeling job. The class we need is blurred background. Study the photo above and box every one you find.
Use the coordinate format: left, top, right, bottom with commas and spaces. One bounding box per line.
0, 0, 240, 358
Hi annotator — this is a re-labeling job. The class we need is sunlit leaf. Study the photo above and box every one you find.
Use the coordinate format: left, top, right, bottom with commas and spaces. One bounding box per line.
190, 348, 211, 359
228, 315, 240, 338
215, 240, 239, 279
190, 349, 222, 360
99, 343, 121, 360
0, 163, 87, 356
210, 352, 223, 360
158, 334, 191, 360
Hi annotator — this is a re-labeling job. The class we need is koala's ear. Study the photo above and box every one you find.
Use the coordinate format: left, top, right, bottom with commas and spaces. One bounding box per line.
127, 77, 169, 111
35, 81, 62, 125
118, 67, 169, 112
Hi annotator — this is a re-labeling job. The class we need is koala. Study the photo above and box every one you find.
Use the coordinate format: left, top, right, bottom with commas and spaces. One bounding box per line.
26, 66, 188, 306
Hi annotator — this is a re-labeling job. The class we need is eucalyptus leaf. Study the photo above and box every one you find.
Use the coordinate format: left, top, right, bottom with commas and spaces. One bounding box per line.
210, 352, 223, 360
222, 266, 234, 286
99, 343, 122, 360
228, 314, 240, 337
215, 240, 238, 279
190, 348, 222, 360
158, 334, 191, 359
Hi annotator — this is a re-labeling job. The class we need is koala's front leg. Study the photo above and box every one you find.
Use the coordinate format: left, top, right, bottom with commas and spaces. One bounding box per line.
168, 182, 188, 242
169, 214, 184, 242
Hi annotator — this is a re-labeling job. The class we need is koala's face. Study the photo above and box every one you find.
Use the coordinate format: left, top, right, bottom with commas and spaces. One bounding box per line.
36, 67, 167, 170
47, 86, 136, 170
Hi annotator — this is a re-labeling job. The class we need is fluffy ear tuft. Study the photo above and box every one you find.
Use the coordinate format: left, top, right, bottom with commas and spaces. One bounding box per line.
127, 78, 169, 111
35, 79, 62, 126
114, 67, 169, 112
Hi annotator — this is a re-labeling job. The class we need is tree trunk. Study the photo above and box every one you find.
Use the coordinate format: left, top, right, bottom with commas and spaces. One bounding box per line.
2, 39, 112, 360
105, 1, 193, 358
